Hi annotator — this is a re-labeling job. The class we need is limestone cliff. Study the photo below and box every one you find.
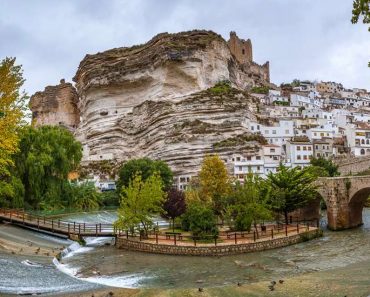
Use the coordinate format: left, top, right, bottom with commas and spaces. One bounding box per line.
30, 30, 271, 179
29, 79, 79, 131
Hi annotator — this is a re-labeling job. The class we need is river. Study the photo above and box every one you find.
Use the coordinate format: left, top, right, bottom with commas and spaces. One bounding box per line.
1, 209, 370, 295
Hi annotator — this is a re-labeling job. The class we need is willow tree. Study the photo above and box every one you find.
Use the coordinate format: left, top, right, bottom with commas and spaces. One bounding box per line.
14, 126, 82, 210
0, 57, 28, 207
266, 164, 318, 225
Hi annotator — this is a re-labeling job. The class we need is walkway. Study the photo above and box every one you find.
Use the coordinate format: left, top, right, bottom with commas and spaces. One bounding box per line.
0, 209, 115, 239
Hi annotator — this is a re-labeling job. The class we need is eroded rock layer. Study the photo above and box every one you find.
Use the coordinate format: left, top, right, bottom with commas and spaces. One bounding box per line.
29, 79, 79, 131
30, 30, 272, 178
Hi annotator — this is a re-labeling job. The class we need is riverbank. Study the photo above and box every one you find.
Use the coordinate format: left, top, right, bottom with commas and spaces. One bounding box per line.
55, 258, 370, 297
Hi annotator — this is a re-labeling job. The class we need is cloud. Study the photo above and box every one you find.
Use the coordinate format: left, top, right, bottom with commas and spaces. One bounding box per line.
0, 0, 369, 95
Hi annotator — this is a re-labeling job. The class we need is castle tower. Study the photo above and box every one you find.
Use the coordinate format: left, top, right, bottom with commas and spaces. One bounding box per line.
228, 31, 253, 64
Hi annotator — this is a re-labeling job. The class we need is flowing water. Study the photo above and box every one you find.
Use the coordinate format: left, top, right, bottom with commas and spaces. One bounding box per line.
1, 209, 370, 295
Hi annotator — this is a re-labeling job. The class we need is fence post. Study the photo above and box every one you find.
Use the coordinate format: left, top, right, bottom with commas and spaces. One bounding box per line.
74, 222, 76, 232
38, 218, 40, 229
285, 224, 288, 236
10, 212, 12, 222
96, 224, 98, 236
253, 231, 256, 242
68, 223, 70, 234
58, 219, 60, 228
23, 213, 25, 224
84, 223, 86, 232
307, 223, 309, 231
43, 216, 45, 224
297, 223, 299, 233
99, 223, 102, 233
174, 234, 177, 246
156, 232, 158, 244
52, 220, 54, 232
194, 237, 197, 246
78, 223, 81, 235
234, 233, 237, 244
271, 228, 274, 239
126, 230, 129, 239
214, 236, 217, 246
317, 218, 319, 229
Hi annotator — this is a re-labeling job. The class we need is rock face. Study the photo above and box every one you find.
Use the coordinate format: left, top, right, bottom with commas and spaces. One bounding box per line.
30, 30, 271, 179
29, 79, 79, 131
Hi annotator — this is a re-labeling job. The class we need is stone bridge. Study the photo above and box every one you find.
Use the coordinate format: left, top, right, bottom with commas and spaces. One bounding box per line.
316, 176, 370, 230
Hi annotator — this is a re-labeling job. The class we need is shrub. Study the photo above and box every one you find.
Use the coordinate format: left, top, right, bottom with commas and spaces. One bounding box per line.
181, 203, 218, 239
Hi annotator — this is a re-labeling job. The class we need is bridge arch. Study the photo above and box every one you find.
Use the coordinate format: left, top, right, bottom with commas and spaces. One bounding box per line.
317, 176, 370, 230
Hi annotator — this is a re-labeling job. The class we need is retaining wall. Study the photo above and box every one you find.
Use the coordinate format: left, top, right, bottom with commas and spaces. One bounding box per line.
116, 229, 322, 256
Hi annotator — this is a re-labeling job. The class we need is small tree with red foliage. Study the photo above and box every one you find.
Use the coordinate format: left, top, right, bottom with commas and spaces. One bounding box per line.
163, 188, 186, 231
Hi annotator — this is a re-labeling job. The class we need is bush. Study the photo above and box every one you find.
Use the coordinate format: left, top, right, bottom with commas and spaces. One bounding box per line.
100, 191, 120, 207
181, 203, 218, 239
250, 86, 269, 94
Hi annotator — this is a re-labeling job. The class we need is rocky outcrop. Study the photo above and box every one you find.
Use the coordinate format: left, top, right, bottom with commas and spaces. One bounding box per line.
30, 30, 272, 179
29, 79, 79, 131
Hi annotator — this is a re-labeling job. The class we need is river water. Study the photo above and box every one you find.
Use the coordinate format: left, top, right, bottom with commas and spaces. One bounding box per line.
1, 209, 370, 295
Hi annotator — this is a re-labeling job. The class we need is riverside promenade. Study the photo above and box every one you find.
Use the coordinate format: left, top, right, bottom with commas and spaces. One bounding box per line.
116, 220, 322, 256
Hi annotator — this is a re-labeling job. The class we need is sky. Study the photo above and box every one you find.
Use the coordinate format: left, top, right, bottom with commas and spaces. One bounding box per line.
0, 0, 369, 95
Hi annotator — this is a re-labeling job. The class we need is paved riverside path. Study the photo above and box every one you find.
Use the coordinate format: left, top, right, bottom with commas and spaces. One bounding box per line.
0, 209, 116, 239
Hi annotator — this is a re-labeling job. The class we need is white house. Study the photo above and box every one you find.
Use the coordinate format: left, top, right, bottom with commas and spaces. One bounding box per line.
286, 139, 313, 168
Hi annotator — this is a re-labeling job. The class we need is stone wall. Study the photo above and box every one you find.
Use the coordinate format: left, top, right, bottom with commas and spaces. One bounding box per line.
334, 156, 370, 175
116, 229, 321, 256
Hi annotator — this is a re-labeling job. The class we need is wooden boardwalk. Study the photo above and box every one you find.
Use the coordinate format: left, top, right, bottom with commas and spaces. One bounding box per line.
0, 209, 116, 239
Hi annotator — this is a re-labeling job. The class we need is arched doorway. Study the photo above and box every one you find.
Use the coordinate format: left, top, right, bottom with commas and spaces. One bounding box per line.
348, 188, 370, 228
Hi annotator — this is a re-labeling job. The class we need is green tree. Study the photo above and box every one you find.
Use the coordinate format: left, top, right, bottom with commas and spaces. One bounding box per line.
266, 164, 318, 225
69, 181, 101, 211
13, 126, 82, 210
181, 202, 218, 239
310, 157, 339, 177
117, 158, 173, 191
115, 173, 166, 237
226, 174, 272, 231
199, 154, 231, 219
0, 57, 28, 207
352, 0, 370, 66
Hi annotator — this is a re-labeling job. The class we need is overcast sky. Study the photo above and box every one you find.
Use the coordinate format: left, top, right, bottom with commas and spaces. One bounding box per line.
1, 0, 369, 95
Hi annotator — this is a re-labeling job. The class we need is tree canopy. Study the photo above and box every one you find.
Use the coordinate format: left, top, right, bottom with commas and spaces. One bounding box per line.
13, 126, 82, 210
162, 188, 186, 231
198, 154, 231, 217
115, 172, 166, 236
310, 157, 339, 177
266, 164, 318, 224
352, 0, 370, 66
0, 57, 28, 207
117, 158, 173, 191
226, 174, 272, 231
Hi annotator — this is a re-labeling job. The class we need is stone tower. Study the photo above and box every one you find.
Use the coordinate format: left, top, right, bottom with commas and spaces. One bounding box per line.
228, 31, 253, 64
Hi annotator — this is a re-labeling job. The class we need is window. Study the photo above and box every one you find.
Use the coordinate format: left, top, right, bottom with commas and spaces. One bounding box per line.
314, 132, 317, 136
308, 146, 312, 151
273, 156, 279, 160
236, 157, 241, 161
256, 156, 261, 160
272, 130, 277, 134
297, 155, 301, 160
247, 156, 251, 160
297, 146, 301, 151
303, 146, 307, 151
257, 125, 260, 130
265, 130, 269, 134
239, 166, 242, 171
361, 148, 365, 155
320, 132, 324, 136
315, 145, 318, 150
242, 49, 245, 55
180, 177, 186, 182
251, 126, 254, 131
285, 129, 290, 134
257, 166, 260, 170
270, 148, 275, 153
